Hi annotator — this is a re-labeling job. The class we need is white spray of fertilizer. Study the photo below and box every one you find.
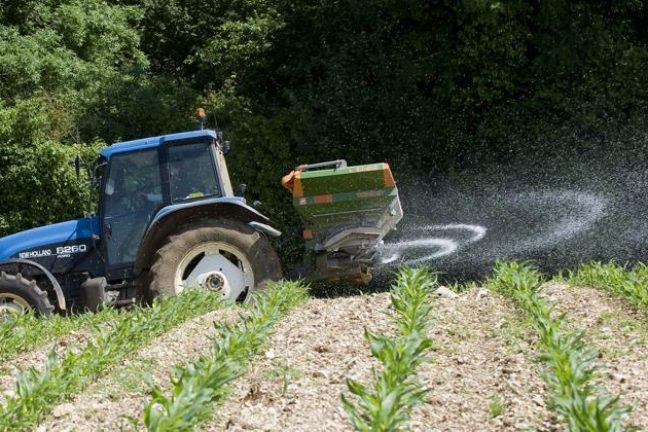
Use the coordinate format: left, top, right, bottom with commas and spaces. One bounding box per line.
379, 190, 607, 266
504, 190, 607, 254
379, 224, 487, 265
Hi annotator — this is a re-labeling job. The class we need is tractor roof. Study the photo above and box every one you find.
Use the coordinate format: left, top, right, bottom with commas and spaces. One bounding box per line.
100, 129, 217, 159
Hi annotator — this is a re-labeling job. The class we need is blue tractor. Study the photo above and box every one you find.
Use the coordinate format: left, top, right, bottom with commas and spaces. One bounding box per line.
0, 127, 283, 315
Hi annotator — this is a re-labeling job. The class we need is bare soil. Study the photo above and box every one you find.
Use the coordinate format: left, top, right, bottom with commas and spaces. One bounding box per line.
203, 292, 392, 432
411, 288, 557, 432
0, 326, 101, 403
542, 282, 648, 431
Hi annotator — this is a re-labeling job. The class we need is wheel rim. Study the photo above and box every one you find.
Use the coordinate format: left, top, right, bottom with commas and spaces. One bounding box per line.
174, 242, 254, 302
0, 293, 31, 315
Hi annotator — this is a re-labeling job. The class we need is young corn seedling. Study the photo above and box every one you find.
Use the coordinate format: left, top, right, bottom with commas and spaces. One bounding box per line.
568, 262, 648, 313
0, 306, 122, 363
142, 280, 308, 432
342, 267, 436, 432
488, 261, 631, 432
0, 289, 223, 432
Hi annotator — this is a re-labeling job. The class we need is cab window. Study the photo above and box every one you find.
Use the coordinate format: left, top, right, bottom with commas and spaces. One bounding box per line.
103, 149, 162, 266
168, 142, 220, 202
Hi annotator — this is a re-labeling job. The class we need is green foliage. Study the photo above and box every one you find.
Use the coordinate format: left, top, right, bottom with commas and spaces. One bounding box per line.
0, 0, 145, 138
0, 289, 223, 431
0, 0, 191, 237
135, 0, 648, 263
0, 305, 121, 363
142, 280, 308, 431
0, 140, 102, 234
568, 262, 648, 313
342, 267, 436, 432
487, 261, 632, 431
488, 397, 504, 418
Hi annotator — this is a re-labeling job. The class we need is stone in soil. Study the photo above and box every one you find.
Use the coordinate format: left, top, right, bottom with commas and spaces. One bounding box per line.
411, 288, 557, 432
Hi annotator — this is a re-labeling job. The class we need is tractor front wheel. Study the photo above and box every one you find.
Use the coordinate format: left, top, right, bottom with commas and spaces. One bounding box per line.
0, 272, 54, 316
144, 220, 282, 303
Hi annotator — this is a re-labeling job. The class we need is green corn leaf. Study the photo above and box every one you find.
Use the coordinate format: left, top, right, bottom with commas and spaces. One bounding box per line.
0, 289, 223, 432
343, 266, 436, 431
143, 281, 308, 431
488, 261, 631, 431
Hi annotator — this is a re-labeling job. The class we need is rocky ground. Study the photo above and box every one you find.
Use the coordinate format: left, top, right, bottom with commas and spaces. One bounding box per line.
0, 321, 110, 405
1, 282, 647, 431
205, 288, 557, 432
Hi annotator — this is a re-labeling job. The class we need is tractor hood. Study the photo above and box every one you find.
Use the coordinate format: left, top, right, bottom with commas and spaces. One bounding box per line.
0, 216, 100, 260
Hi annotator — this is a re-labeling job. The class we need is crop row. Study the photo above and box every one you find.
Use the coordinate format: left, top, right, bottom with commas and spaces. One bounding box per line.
0, 305, 123, 364
568, 261, 648, 313
0, 289, 223, 431
4, 260, 645, 431
488, 261, 631, 431
342, 267, 436, 432
142, 280, 308, 431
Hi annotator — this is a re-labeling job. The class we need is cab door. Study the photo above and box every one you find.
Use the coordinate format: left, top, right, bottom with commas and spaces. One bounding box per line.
102, 149, 164, 269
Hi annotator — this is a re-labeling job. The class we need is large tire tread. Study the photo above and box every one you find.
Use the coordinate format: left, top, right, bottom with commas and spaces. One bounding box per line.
140, 219, 282, 303
0, 272, 54, 316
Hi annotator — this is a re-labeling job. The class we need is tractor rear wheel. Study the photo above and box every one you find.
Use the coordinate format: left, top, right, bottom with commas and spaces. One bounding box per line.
144, 220, 282, 303
0, 272, 54, 316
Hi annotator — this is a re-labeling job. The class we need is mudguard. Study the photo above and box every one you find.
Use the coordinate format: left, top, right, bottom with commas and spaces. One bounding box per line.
134, 197, 275, 275
0, 258, 66, 310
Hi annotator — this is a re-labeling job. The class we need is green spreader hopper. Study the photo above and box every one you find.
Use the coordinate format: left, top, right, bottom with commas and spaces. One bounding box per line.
282, 160, 403, 283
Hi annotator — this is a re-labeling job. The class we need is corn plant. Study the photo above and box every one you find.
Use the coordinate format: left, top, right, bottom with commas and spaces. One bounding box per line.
488, 261, 631, 432
342, 267, 436, 432
0, 306, 122, 363
0, 289, 223, 432
142, 280, 308, 432
568, 261, 648, 313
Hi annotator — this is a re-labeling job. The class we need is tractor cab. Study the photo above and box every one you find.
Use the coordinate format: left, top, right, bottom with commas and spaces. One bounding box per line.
98, 130, 234, 270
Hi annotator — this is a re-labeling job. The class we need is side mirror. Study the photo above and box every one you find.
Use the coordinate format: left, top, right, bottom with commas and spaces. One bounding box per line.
222, 140, 231, 155
237, 183, 247, 196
